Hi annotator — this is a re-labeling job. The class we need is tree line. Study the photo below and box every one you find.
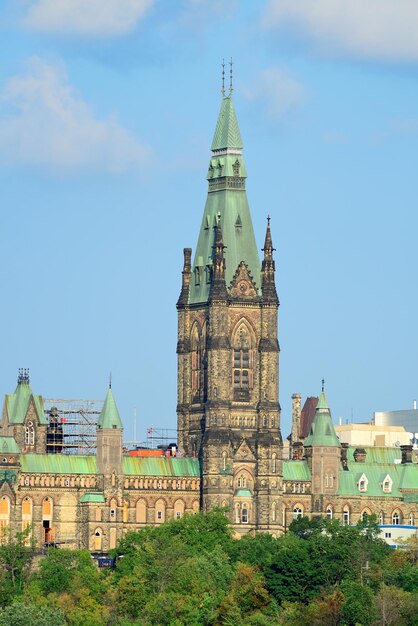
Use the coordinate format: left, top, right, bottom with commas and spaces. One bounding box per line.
0, 512, 416, 625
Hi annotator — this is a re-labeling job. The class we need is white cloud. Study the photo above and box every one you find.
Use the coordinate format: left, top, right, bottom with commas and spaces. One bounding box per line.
24, 0, 153, 36
0, 58, 150, 173
262, 0, 418, 62
242, 67, 305, 119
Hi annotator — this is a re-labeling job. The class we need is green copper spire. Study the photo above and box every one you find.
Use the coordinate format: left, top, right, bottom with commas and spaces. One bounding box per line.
304, 387, 340, 447
211, 96, 243, 151
98, 386, 123, 430
189, 94, 260, 304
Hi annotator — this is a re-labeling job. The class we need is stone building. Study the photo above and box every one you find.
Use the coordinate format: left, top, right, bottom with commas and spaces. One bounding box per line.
0, 91, 417, 551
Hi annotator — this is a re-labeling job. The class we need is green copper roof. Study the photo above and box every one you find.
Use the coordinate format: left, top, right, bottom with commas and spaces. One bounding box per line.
283, 460, 311, 481
98, 388, 123, 430
189, 96, 261, 304
80, 492, 105, 503
6, 381, 47, 425
123, 457, 200, 477
211, 96, 243, 151
0, 437, 20, 454
20, 454, 97, 474
235, 489, 253, 498
337, 446, 418, 498
304, 391, 341, 448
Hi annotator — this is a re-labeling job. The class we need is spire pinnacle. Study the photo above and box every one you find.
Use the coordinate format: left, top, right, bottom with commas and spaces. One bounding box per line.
261, 216, 279, 304
229, 57, 233, 95
109, 372, 112, 389
322, 378, 325, 393
221, 59, 225, 97
17, 368, 30, 385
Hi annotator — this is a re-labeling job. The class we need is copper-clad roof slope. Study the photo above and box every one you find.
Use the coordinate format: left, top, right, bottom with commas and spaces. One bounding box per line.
300, 396, 319, 439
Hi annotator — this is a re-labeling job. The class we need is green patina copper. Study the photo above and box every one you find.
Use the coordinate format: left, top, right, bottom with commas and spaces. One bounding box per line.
122, 456, 200, 477
282, 460, 311, 481
98, 388, 123, 430
211, 96, 243, 151
0, 437, 20, 454
189, 95, 261, 304
6, 381, 47, 425
304, 391, 341, 448
235, 488, 253, 498
80, 492, 106, 503
20, 454, 97, 474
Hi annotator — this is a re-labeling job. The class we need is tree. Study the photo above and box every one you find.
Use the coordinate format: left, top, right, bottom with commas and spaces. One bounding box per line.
0, 601, 65, 626
0, 527, 34, 601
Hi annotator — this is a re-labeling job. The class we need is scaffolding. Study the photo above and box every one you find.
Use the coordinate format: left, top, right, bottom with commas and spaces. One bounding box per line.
145, 427, 177, 450
44, 399, 103, 455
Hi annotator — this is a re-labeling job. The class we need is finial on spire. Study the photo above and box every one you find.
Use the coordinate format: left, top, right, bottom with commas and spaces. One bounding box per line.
17, 368, 30, 385
229, 57, 233, 95
267, 214, 270, 226
322, 378, 325, 393
109, 372, 112, 389
221, 59, 225, 97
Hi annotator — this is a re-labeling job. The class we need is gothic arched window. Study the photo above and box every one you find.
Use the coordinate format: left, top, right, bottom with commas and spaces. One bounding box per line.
232, 325, 253, 401
25, 422, 35, 446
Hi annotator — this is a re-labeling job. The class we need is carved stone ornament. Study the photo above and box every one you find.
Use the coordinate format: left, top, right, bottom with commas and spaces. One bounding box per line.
229, 262, 257, 298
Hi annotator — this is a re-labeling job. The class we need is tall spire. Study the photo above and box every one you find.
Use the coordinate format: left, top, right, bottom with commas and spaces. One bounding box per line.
188, 83, 260, 305
261, 216, 279, 304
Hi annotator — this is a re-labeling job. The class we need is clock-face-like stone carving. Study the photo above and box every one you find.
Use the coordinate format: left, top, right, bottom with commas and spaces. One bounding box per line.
230, 262, 257, 298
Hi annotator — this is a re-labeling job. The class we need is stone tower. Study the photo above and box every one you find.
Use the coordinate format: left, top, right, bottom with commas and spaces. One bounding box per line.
304, 386, 341, 515
177, 92, 283, 534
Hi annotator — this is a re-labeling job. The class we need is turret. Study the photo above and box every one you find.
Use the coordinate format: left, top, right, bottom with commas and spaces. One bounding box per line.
96, 383, 123, 477
261, 217, 279, 304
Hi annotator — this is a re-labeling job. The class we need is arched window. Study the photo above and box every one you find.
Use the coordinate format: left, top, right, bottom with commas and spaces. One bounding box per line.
21, 496, 33, 542
272, 453, 277, 474
272, 502, 277, 522
293, 506, 303, 519
42, 497, 52, 519
25, 421, 35, 446
235, 504, 241, 524
232, 325, 253, 400
361, 509, 371, 521
0, 496, 10, 544
378, 511, 384, 525
241, 505, 249, 524
155, 499, 165, 524
94, 528, 103, 551
409, 513, 414, 526
109, 498, 117, 520
326, 506, 333, 519
392, 510, 400, 525
343, 506, 350, 526
191, 324, 201, 397
123, 501, 129, 524
174, 499, 185, 520
136, 499, 147, 524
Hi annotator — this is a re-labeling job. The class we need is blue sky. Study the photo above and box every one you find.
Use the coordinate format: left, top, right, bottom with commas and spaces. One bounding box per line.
1, 0, 418, 443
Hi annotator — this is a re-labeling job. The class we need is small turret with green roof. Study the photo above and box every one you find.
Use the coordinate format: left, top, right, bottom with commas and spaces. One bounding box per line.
98, 384, 123, 430
304, 383, 341, 448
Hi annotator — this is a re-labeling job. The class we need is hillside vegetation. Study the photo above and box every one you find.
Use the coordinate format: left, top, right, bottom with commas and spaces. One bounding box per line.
0, 512, 416, 625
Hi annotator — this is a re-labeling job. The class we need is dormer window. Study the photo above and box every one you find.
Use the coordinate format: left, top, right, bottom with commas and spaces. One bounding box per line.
194, 267, 201, 286
358, 473, 368, 492
382, 474, 392, 493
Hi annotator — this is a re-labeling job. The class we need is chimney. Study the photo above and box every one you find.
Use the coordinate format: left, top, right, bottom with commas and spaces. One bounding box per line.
341, 442, 349, 470
353, 448, 367, 463
291, 393, 302, 444
400, 444, 413, 464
